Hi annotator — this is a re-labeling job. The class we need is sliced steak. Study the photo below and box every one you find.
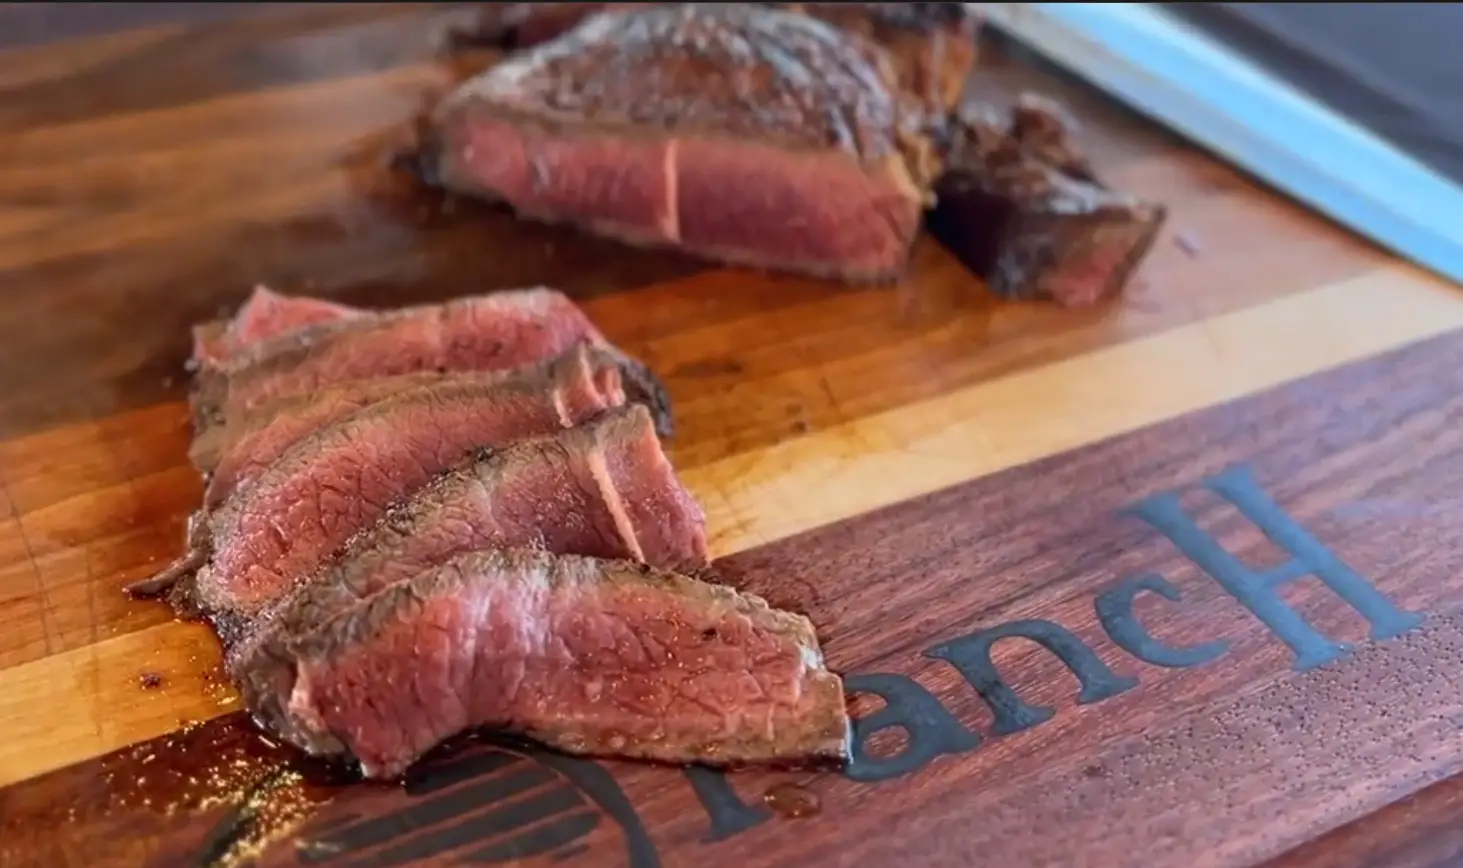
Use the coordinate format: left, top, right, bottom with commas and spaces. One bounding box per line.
197, 287, 602, 423
192, 285, 365, 368
168, 348, 627, 628
926, 94, 1167, 306
189, 370, 440, 480
199, 343, 626, 509
263, 547, 849, 779
231, 402, 709, 727
192, 287, 673, 439
423, 4, 967, 283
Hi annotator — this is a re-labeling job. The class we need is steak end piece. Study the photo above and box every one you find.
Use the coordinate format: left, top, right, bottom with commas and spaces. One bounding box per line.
273, 548, 850, 779
927, 94, 1167, 307
425, 3, 956, 284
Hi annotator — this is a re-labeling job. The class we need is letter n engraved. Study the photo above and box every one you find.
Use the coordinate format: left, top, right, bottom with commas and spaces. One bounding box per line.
1127, 465, 1425, 671
924, 620, 1137, 736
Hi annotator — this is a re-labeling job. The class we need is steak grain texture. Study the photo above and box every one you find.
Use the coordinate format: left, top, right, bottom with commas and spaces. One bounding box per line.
194, 287, 606, 427
191, 284, 365, 369
196, 344, 626, 506
426, 4, 957, 282
276, 548, 850, 779
232, 402, 709, 729
190, 287, 673, 440
185, 348, 627, 628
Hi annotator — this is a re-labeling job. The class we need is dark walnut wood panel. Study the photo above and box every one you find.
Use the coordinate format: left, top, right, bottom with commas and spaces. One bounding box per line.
0, 7, 1386, 442
1269, 772, 1463, 868
8, 314, 1463, 868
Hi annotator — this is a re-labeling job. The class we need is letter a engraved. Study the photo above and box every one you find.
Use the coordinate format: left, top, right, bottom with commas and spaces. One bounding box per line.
1127, 465, 1424, 671
925, 620, 1138, 736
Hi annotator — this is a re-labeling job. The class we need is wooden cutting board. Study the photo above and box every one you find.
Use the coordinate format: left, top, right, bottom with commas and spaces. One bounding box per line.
4, 6, 1463, 867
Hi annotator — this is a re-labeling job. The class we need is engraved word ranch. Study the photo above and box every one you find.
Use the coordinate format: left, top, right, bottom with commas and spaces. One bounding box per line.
279, 464, 1427, 867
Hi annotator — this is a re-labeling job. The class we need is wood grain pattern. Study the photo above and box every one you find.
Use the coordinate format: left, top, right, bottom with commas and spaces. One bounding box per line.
10, 326, 1463, 867
2, 4, 1462, 866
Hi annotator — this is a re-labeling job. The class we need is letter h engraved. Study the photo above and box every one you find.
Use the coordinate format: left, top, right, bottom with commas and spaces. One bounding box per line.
1126, 465, 1424, 671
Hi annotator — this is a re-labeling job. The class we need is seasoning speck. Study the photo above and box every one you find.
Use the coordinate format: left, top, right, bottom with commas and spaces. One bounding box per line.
139, 672, 164, 690
763, 782, 820, 818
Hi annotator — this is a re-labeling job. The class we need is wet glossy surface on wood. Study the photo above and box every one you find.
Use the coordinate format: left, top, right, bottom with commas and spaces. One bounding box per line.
1, 4, 1461, 867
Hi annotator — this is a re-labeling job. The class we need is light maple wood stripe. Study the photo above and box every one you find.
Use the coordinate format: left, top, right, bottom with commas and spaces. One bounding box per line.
0, 262, 1459, 786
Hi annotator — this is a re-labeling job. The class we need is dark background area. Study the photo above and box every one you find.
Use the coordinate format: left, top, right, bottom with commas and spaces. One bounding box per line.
1169, 3, 1463, 186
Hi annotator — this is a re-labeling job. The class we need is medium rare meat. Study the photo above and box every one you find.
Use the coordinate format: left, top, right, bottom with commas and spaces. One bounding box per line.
192, 287, 673, 439
191, 285, 364, 368
189, 369, 446, 481
926, 94, 1168, 306
233, 403, 709, 730
258, 547, 849, 779
157, 350, 629, 630
198, 344, 627, 508
421, 4, 972, 283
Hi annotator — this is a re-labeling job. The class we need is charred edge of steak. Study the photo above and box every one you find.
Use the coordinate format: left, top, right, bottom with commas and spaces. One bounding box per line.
926, 93, 1166, 305
388, 108, 447, 190
604, 348, 675, 438
125, 510, 212, 617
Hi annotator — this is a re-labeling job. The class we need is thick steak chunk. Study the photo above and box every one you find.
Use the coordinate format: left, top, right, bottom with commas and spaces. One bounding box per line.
926, 94, 1168, 306
183, 349, 626, 627
270, 548, 849, 779
425, 4, 943, 283
197, 344, 626, 506
233, 403, 709, 729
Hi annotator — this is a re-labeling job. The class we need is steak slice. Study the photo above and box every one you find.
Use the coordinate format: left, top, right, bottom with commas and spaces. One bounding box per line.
262, 547, 849, 779
162, 348, 628, 628
231, 403, 709, 728
192, 287, 673, 439
423, 4, 953, 283
199, 343, 627, 509
926, 94, 1168, 306
188, 369, 446, 481
192, 285, 365, 368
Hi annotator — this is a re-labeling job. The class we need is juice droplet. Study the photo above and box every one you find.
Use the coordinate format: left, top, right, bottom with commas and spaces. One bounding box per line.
763, 782, 820, 818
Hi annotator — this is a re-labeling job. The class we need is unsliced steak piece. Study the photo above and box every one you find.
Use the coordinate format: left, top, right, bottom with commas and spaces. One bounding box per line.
166, 350, 627, 628
423, 4, 962, 283
233, 403, 709, 730
926, 94, 1167, 306
450, 3, 978, 118
192, 285, 365, 368
264, 547, 849, 778
200, 344, 626, 509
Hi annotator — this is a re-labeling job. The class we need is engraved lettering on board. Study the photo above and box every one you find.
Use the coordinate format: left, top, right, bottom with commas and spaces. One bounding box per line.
285, 742, 659, 867
195, 464, 1424, 864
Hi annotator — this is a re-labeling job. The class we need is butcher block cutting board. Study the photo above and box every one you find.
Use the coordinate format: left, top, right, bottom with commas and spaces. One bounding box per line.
5, 5, 1463, 867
